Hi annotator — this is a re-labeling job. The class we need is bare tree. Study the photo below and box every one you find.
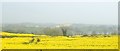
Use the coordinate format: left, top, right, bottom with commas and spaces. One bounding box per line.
57, 24, 70, 36
60, 26, 68, 36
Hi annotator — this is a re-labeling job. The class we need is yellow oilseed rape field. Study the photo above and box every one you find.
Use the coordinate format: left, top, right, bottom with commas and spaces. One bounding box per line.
0, 32, 118, 50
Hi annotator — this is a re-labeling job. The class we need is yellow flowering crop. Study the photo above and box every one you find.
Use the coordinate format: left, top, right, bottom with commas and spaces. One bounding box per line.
0, 32, 118, 50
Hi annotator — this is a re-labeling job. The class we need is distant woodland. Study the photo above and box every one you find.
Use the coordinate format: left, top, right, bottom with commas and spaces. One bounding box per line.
1, 23, 118, 36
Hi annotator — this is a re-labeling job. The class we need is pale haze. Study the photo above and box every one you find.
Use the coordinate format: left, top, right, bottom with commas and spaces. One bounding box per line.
2, 2, 118, 25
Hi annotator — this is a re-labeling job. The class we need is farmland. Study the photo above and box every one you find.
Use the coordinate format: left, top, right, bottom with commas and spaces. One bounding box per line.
0, 32, 118, 50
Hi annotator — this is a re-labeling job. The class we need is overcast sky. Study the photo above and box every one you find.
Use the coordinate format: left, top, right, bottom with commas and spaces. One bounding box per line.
1, 0, 119, 2
1, 0, 118, 25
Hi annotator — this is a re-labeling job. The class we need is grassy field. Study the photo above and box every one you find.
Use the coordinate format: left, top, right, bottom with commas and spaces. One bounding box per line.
0, 32, 118, 50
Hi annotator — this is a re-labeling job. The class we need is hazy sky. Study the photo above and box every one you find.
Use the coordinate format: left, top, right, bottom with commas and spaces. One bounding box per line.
0, 3, 2, 24
1, 0, 119, 2
2, 2, 118, 25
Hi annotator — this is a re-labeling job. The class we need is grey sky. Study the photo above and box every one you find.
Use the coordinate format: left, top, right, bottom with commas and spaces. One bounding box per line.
2, 2, 118, 25
0, 3, 2, 24
1, 0, 119, 2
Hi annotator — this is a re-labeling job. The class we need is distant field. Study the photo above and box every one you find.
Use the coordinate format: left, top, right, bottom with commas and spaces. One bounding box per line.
0, 32, 118, 49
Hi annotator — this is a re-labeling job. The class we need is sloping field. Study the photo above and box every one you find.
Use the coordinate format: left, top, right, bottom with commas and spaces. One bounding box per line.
0, 32, 118, 49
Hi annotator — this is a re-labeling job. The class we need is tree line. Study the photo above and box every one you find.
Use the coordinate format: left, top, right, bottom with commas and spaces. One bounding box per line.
2, 23, 118, 36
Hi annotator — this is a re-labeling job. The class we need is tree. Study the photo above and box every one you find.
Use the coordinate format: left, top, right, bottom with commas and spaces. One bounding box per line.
57, 24, 70, 36
60, 26, 68, 36
43, 27, 62, 36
